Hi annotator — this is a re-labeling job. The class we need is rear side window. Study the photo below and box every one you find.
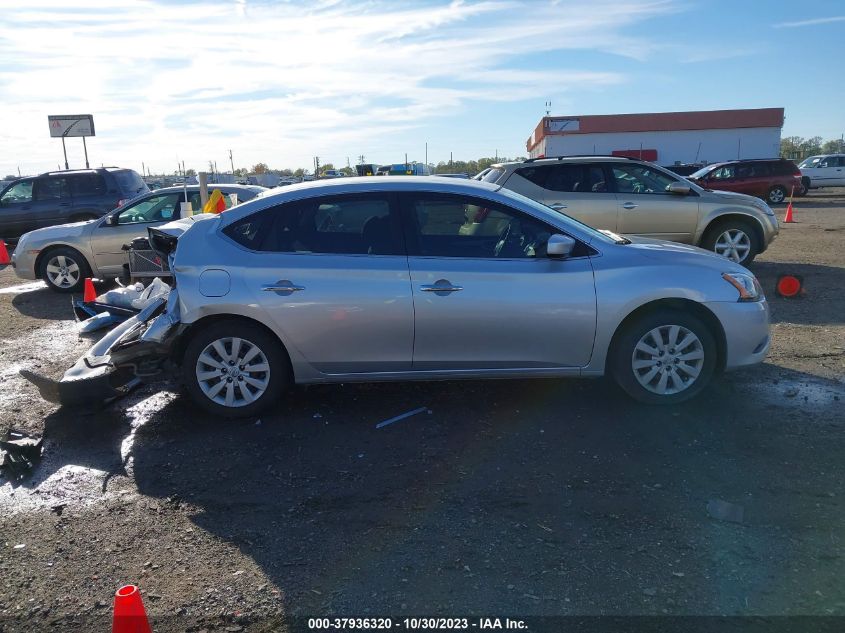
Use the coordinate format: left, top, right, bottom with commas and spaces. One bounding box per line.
34, 177, 71, 201
736, 163, 770, 178
515, 166, 548, 187
545, 165, 607, 193
70, 173, 107, 196
111, 170, 148, 196
770, 161, 797, 176
224, 195, 401, 255
480, 167, 504, 183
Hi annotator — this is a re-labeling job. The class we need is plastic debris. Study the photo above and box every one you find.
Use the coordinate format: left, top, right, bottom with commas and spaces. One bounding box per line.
0, 429, 43, 481
79, 311, 123, 333
375, 406, 429, 429
706, 499, 744, 524
96, 277, 169, 311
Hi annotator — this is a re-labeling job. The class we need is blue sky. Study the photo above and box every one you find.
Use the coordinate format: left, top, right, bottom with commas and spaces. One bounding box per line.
0, 0, 842, 176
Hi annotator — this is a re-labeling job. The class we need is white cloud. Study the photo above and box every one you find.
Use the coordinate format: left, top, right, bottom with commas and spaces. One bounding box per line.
0, 0, 678, 175
773, 15, 845, 28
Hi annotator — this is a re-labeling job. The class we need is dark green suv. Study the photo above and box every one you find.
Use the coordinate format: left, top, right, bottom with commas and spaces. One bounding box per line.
0, 167, 148, 239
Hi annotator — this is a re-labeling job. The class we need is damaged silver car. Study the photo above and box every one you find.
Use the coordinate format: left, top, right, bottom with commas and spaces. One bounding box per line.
23, 177, 771, 417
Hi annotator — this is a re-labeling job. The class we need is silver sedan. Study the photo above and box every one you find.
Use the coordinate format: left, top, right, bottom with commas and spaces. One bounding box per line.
24, 177, 771, 414
11, 184, 266, 292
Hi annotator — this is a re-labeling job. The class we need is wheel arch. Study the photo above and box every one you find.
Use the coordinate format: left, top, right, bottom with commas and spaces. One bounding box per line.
606, 298, 727, 375
34, 243, 94, 279
697, 212, 764, 250
172, 314, 294, 381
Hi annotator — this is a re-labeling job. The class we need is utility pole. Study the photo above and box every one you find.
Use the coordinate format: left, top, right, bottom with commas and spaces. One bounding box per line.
545, 100, 552, 116
358, 154, 365, 165
425, 142, 428, 167
314, 156, 321, 177
142, 162, 145, 178
229, 149, 235, 174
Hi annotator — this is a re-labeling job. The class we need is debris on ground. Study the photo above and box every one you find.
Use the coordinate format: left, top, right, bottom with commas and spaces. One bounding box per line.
0, 428, 43, 481
375, 406, 429, 429
78, 311, 124, 333
706, 499, 745, 524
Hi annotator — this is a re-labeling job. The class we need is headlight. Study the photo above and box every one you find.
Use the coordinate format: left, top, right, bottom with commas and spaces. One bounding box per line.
722, 272, 763, 302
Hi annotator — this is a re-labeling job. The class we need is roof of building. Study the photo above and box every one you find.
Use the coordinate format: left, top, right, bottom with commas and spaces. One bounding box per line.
527, 107, 785, 152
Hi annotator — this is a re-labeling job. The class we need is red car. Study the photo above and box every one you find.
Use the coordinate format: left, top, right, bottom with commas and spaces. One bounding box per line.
688, 158, 802, 204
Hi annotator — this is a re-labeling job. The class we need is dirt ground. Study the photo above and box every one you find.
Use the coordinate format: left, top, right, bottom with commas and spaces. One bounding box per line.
1, 191, 844, 632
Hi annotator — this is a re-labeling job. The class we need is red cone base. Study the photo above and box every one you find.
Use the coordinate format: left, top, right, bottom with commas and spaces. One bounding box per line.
112, 585, 152, 633
776, 275, 803, 298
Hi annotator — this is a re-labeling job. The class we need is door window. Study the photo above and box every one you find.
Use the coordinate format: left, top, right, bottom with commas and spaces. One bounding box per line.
70, 173, 107, 197
0, 180, 34, 204
116, 193, 180, 224
708, 165, 735, 180
611, 165, 677, 194
545, 165, 607, 193
225, 195, 401, 255
34, 177, 70, 201
410, 194, 554, 259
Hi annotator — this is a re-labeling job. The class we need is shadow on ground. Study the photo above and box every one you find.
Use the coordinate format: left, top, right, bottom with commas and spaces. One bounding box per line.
748, 261, 845, 325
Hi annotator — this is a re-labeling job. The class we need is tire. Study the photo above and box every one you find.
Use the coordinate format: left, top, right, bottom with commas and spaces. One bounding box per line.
611, 309, 717, 405
766, 185, 787, 204
38, 246, 92, 293
700, 219, 760, 266
181, 320, 289, 418
797, 177, 810, 196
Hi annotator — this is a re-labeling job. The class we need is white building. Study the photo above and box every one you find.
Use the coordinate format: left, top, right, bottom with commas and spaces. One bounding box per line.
526, 108, 784, 166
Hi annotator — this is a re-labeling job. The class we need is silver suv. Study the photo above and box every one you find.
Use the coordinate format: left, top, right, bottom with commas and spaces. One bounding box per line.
478, 156, 779, 265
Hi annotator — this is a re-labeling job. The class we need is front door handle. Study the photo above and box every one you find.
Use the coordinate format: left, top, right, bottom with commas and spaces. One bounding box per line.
622, 202, 638, 210
421, 280, 463, 293
549, 203, 568, 210
262, 280, 305, 294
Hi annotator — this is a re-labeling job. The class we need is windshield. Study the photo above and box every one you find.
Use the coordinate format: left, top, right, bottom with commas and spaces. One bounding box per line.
497, 187, 618, 244
689, 165, 714, 179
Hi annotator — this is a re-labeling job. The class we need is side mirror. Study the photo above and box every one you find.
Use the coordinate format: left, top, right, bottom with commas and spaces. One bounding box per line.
104, 214, 117, 226
547, 234, 576, 258
667, 182, 692, 195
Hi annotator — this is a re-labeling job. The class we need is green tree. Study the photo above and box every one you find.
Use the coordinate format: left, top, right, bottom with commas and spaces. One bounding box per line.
800, 136, 823, 156
185, 168, 197, 177
822, 138, 844, 154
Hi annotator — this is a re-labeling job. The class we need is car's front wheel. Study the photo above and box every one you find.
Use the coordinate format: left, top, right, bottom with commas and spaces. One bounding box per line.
39, 247, 91, 293
611, 309, 717, 405
700, 219, 759, 266
182, 320, 289, 418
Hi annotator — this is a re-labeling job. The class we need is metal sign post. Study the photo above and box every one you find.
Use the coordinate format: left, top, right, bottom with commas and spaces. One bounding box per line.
48, 114, 95, 170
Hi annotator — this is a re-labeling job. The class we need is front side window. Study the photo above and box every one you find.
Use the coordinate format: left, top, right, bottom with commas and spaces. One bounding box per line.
611, 165, 677, 194
226, 195, 400, 255
708, 165, 736, 180
411, 195, 554, 259
34, 177, 70, 201
0, 180, 34, 204
117, 193, 180, 224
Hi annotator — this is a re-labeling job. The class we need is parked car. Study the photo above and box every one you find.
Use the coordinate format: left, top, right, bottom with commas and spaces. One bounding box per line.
479, 156, 778, 265
26, 177, 770, 417
798, 154, 845, 193
662, 163, 706, 177
688, 158, 802, 204
11, 184, 266, 292
0, 167, 149, 239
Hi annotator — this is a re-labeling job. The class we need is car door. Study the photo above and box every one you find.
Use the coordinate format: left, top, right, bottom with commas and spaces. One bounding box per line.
0, 179, 35, 238
90, 192, 182, 276
507, 164, 619, 231
834, 157, 845, 186
230, 192, 414, 373
68, 172, 109, 218
30, 176, 73, 230
403, 192, 597, 370
610, 163, 700, 243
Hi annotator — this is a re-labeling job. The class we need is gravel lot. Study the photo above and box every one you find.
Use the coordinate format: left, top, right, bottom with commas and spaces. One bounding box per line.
1, 191, 844, 632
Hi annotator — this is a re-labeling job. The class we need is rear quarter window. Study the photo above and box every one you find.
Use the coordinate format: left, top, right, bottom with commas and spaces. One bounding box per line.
70, 173, 107, 196
111, 170, 149, 196
480, 167, 505, 183
514, 166, 548, 187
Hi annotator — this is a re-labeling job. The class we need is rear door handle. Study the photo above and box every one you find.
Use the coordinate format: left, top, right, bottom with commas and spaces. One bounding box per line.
59, 202, 72, 207
421, 283, 463, 293
262, 280, 305, 293
622, 202, 638, 210
549, 203, 567, 210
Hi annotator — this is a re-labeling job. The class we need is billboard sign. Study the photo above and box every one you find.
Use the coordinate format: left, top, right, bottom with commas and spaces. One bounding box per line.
48, 114, 95, 138
548, 117, 580, 133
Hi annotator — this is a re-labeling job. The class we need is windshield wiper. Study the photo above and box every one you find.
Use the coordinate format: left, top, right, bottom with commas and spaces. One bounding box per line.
599, 229, 631, 244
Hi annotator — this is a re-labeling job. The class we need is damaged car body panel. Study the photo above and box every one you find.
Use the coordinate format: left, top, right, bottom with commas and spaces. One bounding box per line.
21, 288, 183, 406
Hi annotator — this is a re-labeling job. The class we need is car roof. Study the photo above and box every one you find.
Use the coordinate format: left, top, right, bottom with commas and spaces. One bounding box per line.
251, 175, 499, 198
701, 158, 789, 168
152, 184, 266, 193
491, 155, 649, 170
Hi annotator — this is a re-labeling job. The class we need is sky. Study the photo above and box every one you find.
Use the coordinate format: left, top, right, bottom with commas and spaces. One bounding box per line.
0, 0, 842, 177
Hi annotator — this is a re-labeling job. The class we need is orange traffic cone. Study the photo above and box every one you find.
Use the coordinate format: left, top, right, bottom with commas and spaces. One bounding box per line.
83, 277, 97, 303
0, 240, 9, 265
112, 585, 152, 633
783, 187, 795, 223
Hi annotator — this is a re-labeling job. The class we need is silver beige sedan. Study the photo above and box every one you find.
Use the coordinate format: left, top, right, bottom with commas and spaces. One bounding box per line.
11, 184, 266, 292
23, 177, 771, 415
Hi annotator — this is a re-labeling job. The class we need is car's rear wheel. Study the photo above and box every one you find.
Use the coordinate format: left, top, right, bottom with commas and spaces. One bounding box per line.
700, 219, 759, 266
766, 185, 787, 204
611, 309, 717, 405
182, 320, 289, 418
39, 247, 91, 293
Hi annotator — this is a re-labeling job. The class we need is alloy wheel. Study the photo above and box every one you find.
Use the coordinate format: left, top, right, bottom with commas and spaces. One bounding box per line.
714, 229, 751, 263
631, 325, 705, 396
768, 188, 786, 203
45, 254, 81, 289
195, 337, 271, 408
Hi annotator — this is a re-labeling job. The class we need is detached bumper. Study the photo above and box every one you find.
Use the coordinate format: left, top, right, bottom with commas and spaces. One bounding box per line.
21, 289, 183, 406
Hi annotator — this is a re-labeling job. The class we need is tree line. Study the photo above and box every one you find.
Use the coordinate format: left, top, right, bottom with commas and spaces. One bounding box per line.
781, 136, 844, 159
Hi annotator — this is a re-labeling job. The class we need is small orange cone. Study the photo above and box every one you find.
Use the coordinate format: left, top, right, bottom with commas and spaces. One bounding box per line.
0, 240, 9, 265
83, 277, 97, 303
783, 187, 795, 223
112, 585, 152, 633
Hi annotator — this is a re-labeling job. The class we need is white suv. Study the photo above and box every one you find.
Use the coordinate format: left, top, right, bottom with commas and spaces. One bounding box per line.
477, 156, 779, 266
798, 154, 845, 193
